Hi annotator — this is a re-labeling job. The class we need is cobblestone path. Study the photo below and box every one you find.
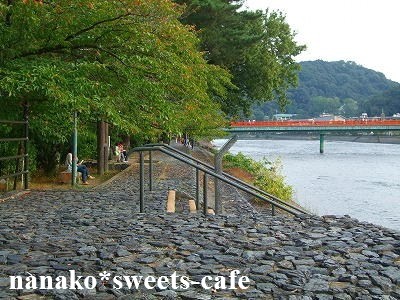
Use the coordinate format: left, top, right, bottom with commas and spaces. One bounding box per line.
0, 148, 399, 299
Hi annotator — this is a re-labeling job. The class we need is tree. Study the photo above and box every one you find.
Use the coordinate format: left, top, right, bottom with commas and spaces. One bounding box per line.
341, 98, 359, 117
309, 96, 341, 116
362, 86, 400, 116
0, 0, 233, 172
175, 0, 305, 115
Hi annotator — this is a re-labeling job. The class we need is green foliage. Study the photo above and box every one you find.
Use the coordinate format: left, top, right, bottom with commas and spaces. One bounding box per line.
0, 0, 233, 135
0, 141, 18, 176
175, 0, 305, 115
309, 96, 341, 116
0, 0, 235, 172
223, 152, 293, 201
293, 60, 397, 101
362, 86, 400, 116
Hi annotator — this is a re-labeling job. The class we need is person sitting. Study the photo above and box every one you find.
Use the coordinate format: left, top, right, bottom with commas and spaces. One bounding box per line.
118, 142, 128, 162
114, 143, 122, 162
65, 150, 94, 185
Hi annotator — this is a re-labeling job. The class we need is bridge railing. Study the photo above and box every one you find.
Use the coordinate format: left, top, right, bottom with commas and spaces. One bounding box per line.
231, 119, 400, 127
131, 144, 308, 217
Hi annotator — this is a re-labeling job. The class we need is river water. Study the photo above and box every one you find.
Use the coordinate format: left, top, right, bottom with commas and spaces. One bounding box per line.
213, 139, 400, 231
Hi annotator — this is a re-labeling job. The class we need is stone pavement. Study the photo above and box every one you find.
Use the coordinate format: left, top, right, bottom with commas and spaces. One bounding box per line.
0, 149, 399, 299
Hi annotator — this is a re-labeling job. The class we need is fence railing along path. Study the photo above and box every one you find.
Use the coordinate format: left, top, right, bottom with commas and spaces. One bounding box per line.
0, 107, 29, 190
130, 144, 308, 217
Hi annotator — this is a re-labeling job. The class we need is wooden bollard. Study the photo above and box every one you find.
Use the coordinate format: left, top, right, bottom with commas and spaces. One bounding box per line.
167, 190, 176, 213
207, 208, 215, 215
188, 200, 196, 213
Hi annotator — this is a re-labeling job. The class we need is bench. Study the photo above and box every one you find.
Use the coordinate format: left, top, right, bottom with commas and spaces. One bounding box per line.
59, 171, 82, 184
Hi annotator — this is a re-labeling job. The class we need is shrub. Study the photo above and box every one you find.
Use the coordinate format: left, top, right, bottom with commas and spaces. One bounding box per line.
223, 152, 293, 201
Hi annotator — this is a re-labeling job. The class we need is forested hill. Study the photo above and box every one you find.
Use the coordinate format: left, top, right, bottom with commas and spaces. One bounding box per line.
253, 60, 400, 119
292, 60, 397, 101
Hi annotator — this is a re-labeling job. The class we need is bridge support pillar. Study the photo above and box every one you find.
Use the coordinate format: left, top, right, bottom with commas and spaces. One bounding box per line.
320, 133, 325, 154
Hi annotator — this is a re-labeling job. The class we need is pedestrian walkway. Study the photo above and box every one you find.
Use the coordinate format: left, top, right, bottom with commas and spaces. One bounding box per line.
0, 145, 399, 299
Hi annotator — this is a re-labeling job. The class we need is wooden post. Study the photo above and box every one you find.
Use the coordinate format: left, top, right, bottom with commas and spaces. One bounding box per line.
188, 200, 196, 213
167, 190, 176, 213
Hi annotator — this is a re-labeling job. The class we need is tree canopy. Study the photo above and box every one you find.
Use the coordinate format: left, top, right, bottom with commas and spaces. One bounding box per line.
0, 0, 235, 172
175, 0, 305, 115
1, 0, 305, 173
0, 0, 234, 139
362, 86, 400, 116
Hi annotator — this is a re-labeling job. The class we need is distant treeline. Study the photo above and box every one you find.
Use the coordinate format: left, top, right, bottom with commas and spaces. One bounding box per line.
252, 60, 400, 119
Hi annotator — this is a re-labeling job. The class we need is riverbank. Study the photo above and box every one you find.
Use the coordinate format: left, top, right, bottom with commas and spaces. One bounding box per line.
233, 133, 400, 144
213, 138, 400, 231
1, 144, 399, 299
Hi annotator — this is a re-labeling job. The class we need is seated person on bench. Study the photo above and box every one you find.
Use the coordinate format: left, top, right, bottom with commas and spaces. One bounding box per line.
65, 150, 95, 185
115, 142, 128, 162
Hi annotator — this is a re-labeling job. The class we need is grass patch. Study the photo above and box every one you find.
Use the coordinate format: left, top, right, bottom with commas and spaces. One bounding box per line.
223, 152, 293, 201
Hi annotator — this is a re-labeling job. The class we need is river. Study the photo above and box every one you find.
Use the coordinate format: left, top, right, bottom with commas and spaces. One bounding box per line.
213, 139, 400, 231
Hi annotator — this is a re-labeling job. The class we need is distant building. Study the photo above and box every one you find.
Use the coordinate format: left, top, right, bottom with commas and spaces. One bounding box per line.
314, 113, 345, 121
273, 114, 296, 120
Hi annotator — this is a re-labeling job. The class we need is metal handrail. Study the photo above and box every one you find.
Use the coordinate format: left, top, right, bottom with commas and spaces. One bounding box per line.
0, 171, 28, 181
131, 146, 305, 216
142, 143, 307, 215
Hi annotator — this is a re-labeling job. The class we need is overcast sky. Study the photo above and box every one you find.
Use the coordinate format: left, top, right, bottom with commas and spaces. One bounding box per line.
243, 0, 400, 83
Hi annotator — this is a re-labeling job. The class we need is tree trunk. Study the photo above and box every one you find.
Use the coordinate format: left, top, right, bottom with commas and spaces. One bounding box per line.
123, 135, 130, 150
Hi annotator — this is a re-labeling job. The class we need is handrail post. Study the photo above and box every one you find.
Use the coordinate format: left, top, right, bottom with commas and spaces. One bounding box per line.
196, 165, 200, 211
203, 173, 208, 215
149, 150, 153, 191
214, 135, 237, 214
132, 146, 305, 216
143, 143, 307, 214
140, 151, 144, 213
13, 143, 21, 190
